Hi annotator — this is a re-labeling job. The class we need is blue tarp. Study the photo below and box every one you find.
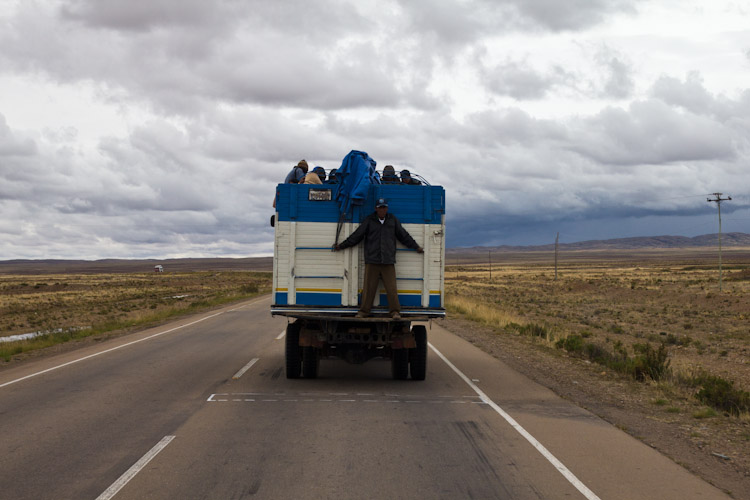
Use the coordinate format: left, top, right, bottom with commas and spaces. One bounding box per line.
334, 150, 380, 215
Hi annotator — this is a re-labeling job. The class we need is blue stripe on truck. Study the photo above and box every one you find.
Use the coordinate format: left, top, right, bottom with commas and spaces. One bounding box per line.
274, 291, 442, 308
275, 292, 288, 305
275, 184, 445, 224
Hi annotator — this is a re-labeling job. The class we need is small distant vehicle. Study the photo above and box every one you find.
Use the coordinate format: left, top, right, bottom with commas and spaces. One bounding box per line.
154, 265, 164, 272
271, 151, 445, 380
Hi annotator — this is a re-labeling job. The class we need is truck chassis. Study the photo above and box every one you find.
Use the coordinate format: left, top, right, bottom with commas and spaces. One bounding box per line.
279, 312, 431, 380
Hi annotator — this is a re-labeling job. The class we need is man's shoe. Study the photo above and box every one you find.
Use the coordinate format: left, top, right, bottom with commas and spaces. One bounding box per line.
356, 311, 369, 318
390, 312, 401, 320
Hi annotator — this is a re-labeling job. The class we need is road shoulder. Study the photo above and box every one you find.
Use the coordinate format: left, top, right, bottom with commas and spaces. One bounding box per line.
439, 316, 749, 499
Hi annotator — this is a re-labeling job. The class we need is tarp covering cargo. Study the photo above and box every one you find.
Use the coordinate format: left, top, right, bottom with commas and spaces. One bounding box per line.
334, 150, 380, 215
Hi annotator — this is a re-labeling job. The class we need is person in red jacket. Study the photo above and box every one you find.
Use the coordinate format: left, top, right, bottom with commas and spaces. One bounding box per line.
333, 198, 423, 319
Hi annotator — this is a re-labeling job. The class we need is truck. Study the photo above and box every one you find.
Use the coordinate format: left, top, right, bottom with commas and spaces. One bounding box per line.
271, 151, 446, 380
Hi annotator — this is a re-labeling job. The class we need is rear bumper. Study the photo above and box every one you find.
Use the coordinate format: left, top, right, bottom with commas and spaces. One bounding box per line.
271, 305, 445, 320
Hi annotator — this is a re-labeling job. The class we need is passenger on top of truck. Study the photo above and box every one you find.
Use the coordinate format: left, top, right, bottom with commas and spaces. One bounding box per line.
327, 168, 338, 183
333, 197, 423, 320
302, 171, 323, 184
275, 159, 310, 208
313, 166, 326, 182
400, 169, 421, 185
381, 165, 399, 184
284, 159, 309, 184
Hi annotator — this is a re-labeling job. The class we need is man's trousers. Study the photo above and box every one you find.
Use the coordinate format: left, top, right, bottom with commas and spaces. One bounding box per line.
359, 263, 400, 314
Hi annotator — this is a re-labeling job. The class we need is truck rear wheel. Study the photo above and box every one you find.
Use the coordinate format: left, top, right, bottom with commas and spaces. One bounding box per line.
409, 325, 427, 381
302, 346, 319, 378
391, 348, 409, 380
285, 322, 302, 379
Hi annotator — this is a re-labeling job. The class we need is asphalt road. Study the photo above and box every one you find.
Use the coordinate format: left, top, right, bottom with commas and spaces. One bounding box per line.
0, 295, 730, 499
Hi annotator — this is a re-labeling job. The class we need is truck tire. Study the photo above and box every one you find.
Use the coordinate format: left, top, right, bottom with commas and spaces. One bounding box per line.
285, 322, 302, 379
409, 325, 427, 381
302, 346, 319, 379
391, 348, 409, 380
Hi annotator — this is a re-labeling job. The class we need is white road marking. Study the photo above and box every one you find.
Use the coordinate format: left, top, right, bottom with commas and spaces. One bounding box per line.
276, 329, 286, 340
429, 342, 602, 500
96, 435, 175, 500
0, 312, 224, 389
205, 392, 487, 405
232, 358, 259, 379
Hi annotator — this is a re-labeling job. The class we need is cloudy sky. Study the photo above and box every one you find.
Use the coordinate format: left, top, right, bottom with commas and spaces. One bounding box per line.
1, 0, 749, 259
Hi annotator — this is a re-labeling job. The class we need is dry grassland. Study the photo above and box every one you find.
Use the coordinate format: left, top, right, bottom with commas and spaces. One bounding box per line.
0, 271, 270, 361
447, 252, 750, 390
444, 248, 750, 496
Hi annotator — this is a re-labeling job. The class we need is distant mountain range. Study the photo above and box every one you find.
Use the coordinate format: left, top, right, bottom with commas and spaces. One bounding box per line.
2, 233, 748, 274
0, 257, 273, 274
447, 232, 750, 253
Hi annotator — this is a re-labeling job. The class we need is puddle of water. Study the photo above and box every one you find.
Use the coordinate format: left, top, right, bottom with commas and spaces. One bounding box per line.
0, 326, 91, 343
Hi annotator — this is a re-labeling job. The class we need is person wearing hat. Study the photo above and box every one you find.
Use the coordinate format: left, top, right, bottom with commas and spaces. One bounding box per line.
333, 197, 423, 319
285, 159, 309, 184
399, 169, 420, 185
313, 166, 326, 182
274, 159, 310, 209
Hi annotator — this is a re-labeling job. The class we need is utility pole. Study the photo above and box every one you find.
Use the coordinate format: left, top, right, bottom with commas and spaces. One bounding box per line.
707, 193, 732, 291
554, 232, 559, 281
488, 250, 492, 282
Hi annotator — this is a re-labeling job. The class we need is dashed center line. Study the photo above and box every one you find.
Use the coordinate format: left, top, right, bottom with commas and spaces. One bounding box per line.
96, 435, 175, 500
232, 358, 259, 379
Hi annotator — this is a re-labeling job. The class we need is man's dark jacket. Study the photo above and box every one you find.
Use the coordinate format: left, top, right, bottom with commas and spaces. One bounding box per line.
338, 212, 420, 264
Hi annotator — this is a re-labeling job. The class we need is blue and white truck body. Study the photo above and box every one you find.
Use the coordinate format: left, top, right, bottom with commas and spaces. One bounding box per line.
272, 184, 445, 314
271, 151, 445, 380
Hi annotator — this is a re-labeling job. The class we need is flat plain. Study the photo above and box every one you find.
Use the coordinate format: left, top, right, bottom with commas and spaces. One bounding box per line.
0, 263, 271, 360
444, 247, 750, 497
1, 250, 748, 496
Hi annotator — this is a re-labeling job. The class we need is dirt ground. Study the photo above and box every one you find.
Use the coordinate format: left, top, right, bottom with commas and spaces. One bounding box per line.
442, 250, 750, 498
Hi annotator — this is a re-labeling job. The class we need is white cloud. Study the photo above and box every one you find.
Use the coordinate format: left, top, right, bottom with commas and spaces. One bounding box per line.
1, 0, 749, 258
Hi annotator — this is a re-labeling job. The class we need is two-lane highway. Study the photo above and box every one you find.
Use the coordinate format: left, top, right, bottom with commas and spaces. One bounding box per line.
0, 296, 730, 499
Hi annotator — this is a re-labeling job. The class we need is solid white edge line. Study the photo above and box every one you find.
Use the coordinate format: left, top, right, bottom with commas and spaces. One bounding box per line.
429, 342, 601, 500
96, 435, 176, 500
276, 329, 286, 340
0, 312, 224, 389
232, 357, 259, 379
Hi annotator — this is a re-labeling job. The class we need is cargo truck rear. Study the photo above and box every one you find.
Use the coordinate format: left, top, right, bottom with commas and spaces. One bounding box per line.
271, 153, 445, 380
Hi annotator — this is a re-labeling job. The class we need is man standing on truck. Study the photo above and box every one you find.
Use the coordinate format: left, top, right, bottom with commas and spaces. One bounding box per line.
333, 198, 423, 319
